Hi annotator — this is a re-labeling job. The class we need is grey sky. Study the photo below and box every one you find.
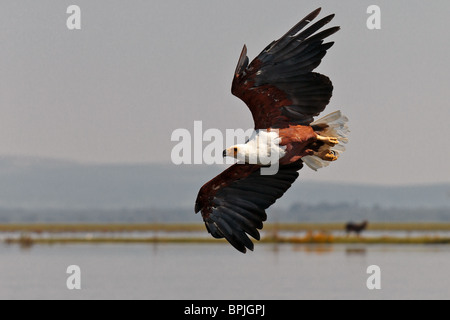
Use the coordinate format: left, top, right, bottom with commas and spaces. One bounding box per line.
0, 1, 449, 185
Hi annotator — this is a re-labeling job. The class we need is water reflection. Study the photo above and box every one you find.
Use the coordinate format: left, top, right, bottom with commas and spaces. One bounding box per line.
345, 246, 367, 256
292, 244, 334, 254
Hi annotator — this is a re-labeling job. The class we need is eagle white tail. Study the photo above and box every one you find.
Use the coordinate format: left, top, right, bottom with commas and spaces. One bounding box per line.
303, 110, 349, 171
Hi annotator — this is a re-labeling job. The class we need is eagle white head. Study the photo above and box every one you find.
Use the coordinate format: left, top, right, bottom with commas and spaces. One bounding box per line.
223, 130, 286, 165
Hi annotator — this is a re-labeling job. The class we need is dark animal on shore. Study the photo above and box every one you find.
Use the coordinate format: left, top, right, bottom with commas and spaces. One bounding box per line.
345, 221, 368, 236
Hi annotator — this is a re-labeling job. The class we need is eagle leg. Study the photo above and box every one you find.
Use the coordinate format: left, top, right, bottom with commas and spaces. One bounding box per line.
316, 134, 338, 146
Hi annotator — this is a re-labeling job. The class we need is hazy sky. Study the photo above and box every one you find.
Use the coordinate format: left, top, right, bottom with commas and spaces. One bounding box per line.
0, 1, 449, 185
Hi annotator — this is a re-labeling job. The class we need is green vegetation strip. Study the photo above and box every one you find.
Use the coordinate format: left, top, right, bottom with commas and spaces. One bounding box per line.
1, 222, 450, 233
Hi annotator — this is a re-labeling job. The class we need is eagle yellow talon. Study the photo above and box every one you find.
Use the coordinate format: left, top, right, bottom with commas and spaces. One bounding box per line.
317, 150, 338, 161
326, 137, 339, 146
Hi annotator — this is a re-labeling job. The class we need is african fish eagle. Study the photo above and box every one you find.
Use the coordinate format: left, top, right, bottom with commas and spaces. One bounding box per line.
195, 8, 349, 253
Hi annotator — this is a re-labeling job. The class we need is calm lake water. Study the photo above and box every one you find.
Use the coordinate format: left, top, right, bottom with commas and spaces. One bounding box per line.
0, 243, 449, 300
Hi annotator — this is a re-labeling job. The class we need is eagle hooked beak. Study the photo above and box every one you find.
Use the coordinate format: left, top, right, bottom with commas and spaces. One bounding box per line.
223, 147, 238, 158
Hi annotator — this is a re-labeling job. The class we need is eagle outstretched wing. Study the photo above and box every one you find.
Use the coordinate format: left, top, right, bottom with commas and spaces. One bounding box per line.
195, 8, 340, 253
195, 161, 303, 253
232, 8, 339, 129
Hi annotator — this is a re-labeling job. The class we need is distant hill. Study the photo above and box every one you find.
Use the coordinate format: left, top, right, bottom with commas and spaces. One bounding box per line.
0, 156, 449, 223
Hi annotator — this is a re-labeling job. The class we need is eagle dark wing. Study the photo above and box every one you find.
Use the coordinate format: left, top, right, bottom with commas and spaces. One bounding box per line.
232, 8, 339, 129
195, 161, 303, 253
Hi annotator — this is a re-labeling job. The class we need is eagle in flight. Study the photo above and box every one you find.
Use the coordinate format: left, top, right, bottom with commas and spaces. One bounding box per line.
195, 8, 349, 253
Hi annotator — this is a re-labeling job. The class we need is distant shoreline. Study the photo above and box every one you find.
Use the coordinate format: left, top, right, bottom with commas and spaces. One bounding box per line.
4, 235, 450, 246
2, 222, 450, 247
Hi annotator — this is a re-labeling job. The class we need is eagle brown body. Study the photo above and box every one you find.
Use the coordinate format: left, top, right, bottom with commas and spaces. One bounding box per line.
277, 125, 317, 165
